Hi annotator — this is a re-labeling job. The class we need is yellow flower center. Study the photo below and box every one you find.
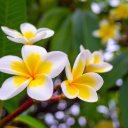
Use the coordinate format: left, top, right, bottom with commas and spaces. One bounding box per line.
98, 24, 117, 42
23, 31, 36, 41
10, 53, 53, 86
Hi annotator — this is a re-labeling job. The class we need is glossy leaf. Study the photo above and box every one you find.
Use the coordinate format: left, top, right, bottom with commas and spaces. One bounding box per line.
16, 115, 46, 128
100, 53, 128, 92
0, 0, 27, 112
37, 8, 71, 47
72, 9, 100, 54
120, 76, 128, 128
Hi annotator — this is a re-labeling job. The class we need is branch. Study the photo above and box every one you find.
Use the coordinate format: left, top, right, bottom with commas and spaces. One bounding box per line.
0, 94, 66, 126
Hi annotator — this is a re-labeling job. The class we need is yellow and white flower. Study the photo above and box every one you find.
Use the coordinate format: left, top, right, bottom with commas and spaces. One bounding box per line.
0, 45, 67, 101
110, 4, 128, 20
80, 45, 113, 73
1, 23, 54, 45
61, 52, 103, 102
92, 19, 120, 43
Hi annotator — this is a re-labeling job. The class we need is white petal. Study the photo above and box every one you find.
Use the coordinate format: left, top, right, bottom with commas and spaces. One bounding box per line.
100, 62, 113, 72
1, 26, 21, 38
20, 23, 37, 35
73, 83, 98, 102
7, 36, 27, 43
38, 51, 67, 78
27, 31, 47, 43
93, 51, 103, 63
72, 52, 86, 79
65, 60, 73, 82
92, 30, 100, 37
0, 55, 30, 77
61, 81, 79, 99
22, 45, 47, 75
73, 72, 104, 91
85, 64, 106, 73
99, 19, 109, 27
84, 50, 94, 65
27, 74, 53, 101
80, 45, 85, 52
36, 28, 54, 39
0, 76, 30, 100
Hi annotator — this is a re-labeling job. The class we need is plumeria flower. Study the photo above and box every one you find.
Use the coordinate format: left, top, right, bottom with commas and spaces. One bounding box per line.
1, 23, 54, 45
0, 45, 67, 101
61, 52, 103, 102
80, 45, 113, 73
92, 19, 120, 43
110, 4, 128, 20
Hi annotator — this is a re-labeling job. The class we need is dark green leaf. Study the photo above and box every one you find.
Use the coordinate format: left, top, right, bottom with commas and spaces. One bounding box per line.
82, 11, 100, 52
0, 0, 27, 112
120, 76, 128, 128
100, 53, 128, 92
16, 115, 46, 128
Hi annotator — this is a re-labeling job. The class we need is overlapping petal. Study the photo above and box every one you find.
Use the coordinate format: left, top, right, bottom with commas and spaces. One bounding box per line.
27, 31, 46, 44
85, 64, 106, 73
20, 23, 37, 35
73, 73, 103, 91
73, 83, 98, 102
0, 76, 31, 100
99, 62, 113, 72
22, 45, 47, 75
7, 36, 27, 43
27, 74, 53, 101
1, 26, 21, 38
36, 28, 54, 39
93, 51, 103, 63
83, 50, 94, 66
65, 60, 73, 83
80, 45, 113, 73
35, 51, 67, 78
61, 81, 79, 99
0, 55, 30, 77
72, 52, 86, 79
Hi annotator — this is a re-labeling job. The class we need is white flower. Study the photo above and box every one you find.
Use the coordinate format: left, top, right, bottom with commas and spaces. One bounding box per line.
0, 45, 67, 101
1, 23, 54, 45
61, 52, 103, 102
80, 45, 113, 73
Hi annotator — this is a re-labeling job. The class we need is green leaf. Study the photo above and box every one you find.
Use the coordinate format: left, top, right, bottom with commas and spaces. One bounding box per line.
82, 11, 100, 52
0, 0, 27, 112
0, 0, 27, 84
50, 16, 73, 55
38, 8, 71, 30
37, 8, 71, 47
72, 9, 85, 54
120, 76, 128, 128
16, 115, 46, 128
72, 9, 100, 54
100, 53, 128, 92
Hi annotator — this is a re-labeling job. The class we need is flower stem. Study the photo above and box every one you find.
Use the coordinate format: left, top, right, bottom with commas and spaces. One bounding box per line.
53, 83, 61, 93
0, 94, 66, 126
0, 98, 34, 126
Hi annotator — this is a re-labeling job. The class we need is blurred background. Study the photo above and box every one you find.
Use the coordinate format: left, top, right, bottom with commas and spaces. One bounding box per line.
1, 0, 128, 127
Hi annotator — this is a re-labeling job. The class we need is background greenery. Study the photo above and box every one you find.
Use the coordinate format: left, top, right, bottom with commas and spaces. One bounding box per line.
0, 0, 128, 127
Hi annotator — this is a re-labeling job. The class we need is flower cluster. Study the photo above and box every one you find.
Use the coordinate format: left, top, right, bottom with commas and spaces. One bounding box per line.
93, 19, 120, 44
110, 4, 128, 20
0, 23, 112, 102
92, 3, 128, 44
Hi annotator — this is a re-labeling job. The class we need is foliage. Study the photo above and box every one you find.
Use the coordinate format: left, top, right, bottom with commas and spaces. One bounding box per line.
0, 0, 128, 128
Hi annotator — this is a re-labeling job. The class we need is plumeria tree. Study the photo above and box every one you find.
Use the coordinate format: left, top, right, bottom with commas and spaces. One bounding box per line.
0, 0, 128, 128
